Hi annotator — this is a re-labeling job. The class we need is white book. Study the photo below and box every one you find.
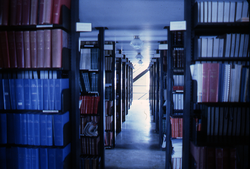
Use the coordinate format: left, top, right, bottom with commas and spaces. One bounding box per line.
230, 34, 236, 57
208, 2, 212, 22
190, 63, 203, 102
234, 64, 242, 102
218, 2, 224, 22
244, 68, 249, 102
242, 1, 249, 18
223, 64, 231, 102
229, 2, 236, 22
218, 38, 224, 57
243, 34, 249, 57
238, 34, 245, 57
211, 2, 218, 22
198, 38, 201, 57
80, 48, 91, 70
236, 2, 243, 21
200, 2, 204, 23
201, 38, 208, 57
225, 34, 232, 57
207, 38, 213, 57
229, 68, 235, 102
204, 1, 208, 23
224, 2, 230, 22
234, 34, 241, 57
198, 2, 201, 22
213, 38, 220, 57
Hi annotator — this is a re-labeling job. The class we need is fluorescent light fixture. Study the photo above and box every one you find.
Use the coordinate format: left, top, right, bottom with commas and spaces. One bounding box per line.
138, 59, 143, 64
76, 22, 92, 32
170, 21, 186, 31
159, 44, 168, 50
130, 35, 143, 49
135, 52, 143, 60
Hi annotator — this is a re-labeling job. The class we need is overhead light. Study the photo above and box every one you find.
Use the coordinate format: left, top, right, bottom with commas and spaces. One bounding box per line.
138, 59, 143, 65
130, 35, 143, 49
135, 52, 143, 60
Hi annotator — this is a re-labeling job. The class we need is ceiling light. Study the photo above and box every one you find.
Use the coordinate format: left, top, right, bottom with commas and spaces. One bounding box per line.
130, 35, 143, 49
138, 59, 143, 65
135, 52, 143, 60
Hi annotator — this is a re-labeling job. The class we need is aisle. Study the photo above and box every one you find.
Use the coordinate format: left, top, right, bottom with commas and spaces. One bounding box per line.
105, 100, 165, 169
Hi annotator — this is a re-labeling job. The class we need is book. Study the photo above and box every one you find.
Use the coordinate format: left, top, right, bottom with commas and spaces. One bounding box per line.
52, 0, 71, 24
31, 79, 38, 110
56, 143, 71, 169
0, 32, 10, 68
23, 31, 31, 68
0, 147, 7, 169
0, 113, 7, 144
229, 2, 236, 22
0, 0, 9, 26
21, 113, 28, 145
33, 113, 40, 146
9, 79, 17, 109
208, 63, 219, 102
30, 0, 38, 25
45, 0, 53, 24
40, 115, 47, 146
22, 0, 31, 25
38, 0, 46, 24
43, 78, 50, 110
30, 31, 37, 68
8, 31, 18, 68
54, 78, 69, 110
235, 2, 243, 21
37, 30, 45, 68
54, 112, 69, 146
15, 31, 25, 68
10, 0, 17, 25
47, 115, 53, 146
44, 30, 52, 68
27, 113, 35, 145
40, 148, 48, 169
24, 79, 31, 109
15, 79, 25, 109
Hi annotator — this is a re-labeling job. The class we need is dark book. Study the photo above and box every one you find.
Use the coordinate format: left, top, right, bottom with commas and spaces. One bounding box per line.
38, 0, 45, 24
207, 147, 215, 169
9, 79, 17, 109
33, 114, 40, 146
54, 112, 69, 146
40, 115, 47, 145
2, 79, 11, 109
10, 0, 17, 25
0, 0, 10, 25
55, 143, 71, 169
44, 30, 52, 68
22, 0, 31, 25
0, 32, 10, 68
23, 79, 31, 109
21, 113, 27, 145
16, 0, 22, 25
52, 0, 71, 24
30, 31, 37, 68
23, 31, 31, 68
8, 31, 18, 68
37, 30, 45, 68
30, 0, 38, 25
31, 79, 38, 110
215, 148, 230, 169
27, 113, 34, 145
54, 78, 69, 110
0, 147, 7, 169
47, 115, 53, 145
16, 31, 25, 68
45, 0, 53, 24
0, 114, 7, 144
49, 79, 55, 110
40, 148, 48, 169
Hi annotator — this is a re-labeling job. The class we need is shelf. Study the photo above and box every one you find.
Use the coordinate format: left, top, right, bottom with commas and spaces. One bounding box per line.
194, 57, 250, 62
195, 102, 250, 107
79, 69, 99, 72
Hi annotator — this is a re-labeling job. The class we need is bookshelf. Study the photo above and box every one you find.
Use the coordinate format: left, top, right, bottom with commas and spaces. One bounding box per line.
121, 56, 126, 122
0, 2, 72, 169
183, 0, 250, 169
104, 41, 116, 148
116, 57, 122, 133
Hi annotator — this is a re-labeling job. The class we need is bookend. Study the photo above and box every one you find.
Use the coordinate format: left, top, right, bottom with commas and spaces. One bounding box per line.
62, 48, 71, 70
62, 88, 70, 113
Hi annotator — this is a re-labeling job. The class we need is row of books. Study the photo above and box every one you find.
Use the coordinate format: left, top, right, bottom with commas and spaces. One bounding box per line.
105, 57, 113, 70
172, 139, 182, 159
172, 158, 182, 169
173, 75, 184, 86
0, 144, 71, 169
105, 86, 113, 100
0, 78, 69, 110
0, 112, 69, 146
0, 0, 70, 26
80, 48, 100, 70
190, 141, 248, 169
198, 34, 249, 58
80, 156, 101, 169
80, 116, 99, 136
81, 137, 100, 156
170, 117, 183, 138
172, 31, 184, 46
173, 93, 184, 110
79, 96, 100, 115
79, 72, 99, 93
190, 63, 249, 102
197, 1, 249, 23
105, 131, 113, 147
105, 100, 113, 116
172, 48, 184, 68
105, 116, 113, 131
105, 72, 113, 84
0, 30, 69, 69
205, 106, 250, 137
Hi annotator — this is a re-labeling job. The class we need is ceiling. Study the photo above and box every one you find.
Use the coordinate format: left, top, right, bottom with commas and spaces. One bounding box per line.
79, 0, 184, 68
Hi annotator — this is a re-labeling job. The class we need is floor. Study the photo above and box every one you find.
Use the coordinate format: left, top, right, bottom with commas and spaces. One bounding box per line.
105, 100, 165, 169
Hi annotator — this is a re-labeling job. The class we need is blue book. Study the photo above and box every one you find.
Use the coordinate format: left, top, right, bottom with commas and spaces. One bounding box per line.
31, 79, 38, 110
14, 113, 21, 145
21, 113, 28, 145
32, 148, 39, 169
2, 79, 11, 109
40, 114, 48, 146
54, 111, 69, 146
48, 148, 56, 169
15, 79, 25, 109
0, 147, 6, 169
0, 113, 7, 144
26, 148, 32, 169
33, 113, 40, 146
7, 113, 15, 144
219, 64, 225, 102
0, 79, 3, 109
49, 79, 55, 110
47, 115, 53, 146
38, 79, 43, 110
17, 147, 26, 169
40, 148, 48, 169
24, 79, 31, 110
56, 143, 71, 169
27, 113, 35, 145
9, 79, 16, 109
240, 67, 247, 102
43, 79, 50, 110
55, 79, 69, 110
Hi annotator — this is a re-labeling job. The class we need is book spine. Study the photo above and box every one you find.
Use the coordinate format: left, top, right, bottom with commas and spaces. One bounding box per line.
45, 0, 53, 24
1, 0, 10, 25
209, 63, 219, 102
44, 30, 52, 68
23, 31, 31, 68
8, 31, 18, 68
33, 114, 40, 146
40, 115, 47, 146
202, 63, 210, 102
16, 31, 25, 68
0, 32, 10, 68
16, 0, 22, 25
22, 0, 31, 25
24, 79, 31, 110
52, 0, 70, 24
52, 29, 62, 68
47, 115, 53, 146
30, 0, 38, 25
10, 0, 17, 26
37, 30, 45, 68
38, 0, 45, 24
30, 31, 37, 68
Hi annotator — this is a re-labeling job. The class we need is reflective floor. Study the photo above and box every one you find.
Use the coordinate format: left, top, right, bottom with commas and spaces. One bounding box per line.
105, 100, 165, 169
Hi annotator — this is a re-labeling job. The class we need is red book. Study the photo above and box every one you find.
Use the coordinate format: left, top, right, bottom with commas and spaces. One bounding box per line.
51, 29, 69, 68
22, 0, 31, 25
230, 148, 237, 169
15, 31, 25, 68
90, 96, 95, 114
8, 31, 18, 68
209, 63, 220, 102
94, 96, 100, 114
202, 63, 210, 102
179, 118, 183, 137
16, 0, 22, 25
45, 0, 53, 24
174, 118, 179, 138
0, 31, 10, 68
30, 0, 38, 25
52, 0, 71, 24
1, 0, 10, 25
30, 31, 37, 68
38, 0, 45, 24
10, 0, 17, 25
173, 86, 184, 91
36, 30, 44, 68
200, 146, 207, 169
207, 147, 215, 169
23, 31, 31, 68
215, 148, 230, 169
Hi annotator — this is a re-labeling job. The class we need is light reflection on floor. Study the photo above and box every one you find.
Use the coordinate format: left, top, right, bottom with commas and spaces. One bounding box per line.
105, 100, 165, 169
